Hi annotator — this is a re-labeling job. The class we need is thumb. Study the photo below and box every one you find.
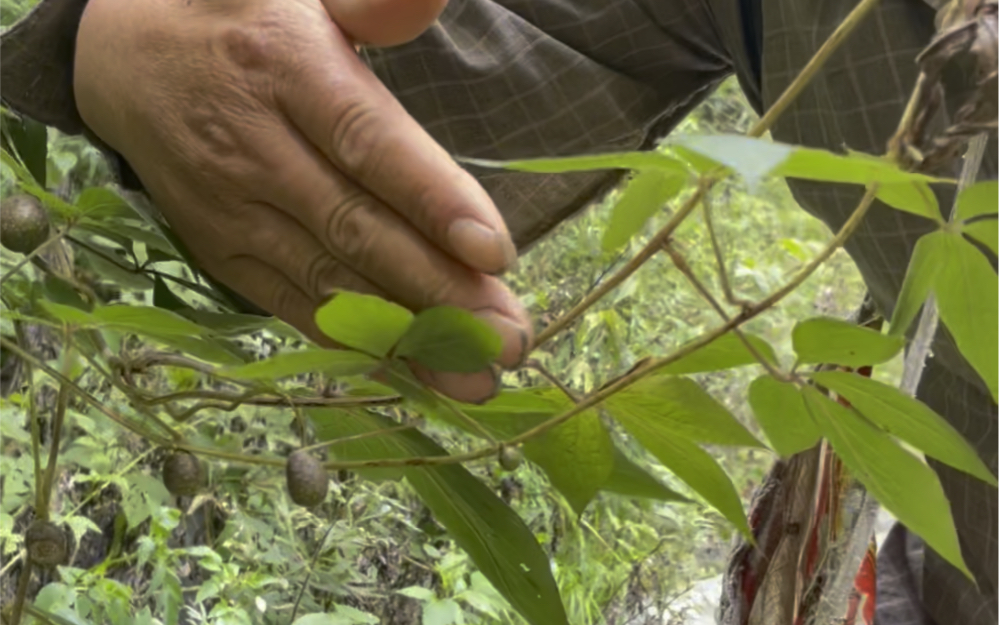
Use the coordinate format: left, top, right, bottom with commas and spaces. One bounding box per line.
319, 0, 447, 47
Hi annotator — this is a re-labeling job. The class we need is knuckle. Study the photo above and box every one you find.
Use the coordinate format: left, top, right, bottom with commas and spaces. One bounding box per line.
323, 189, 378, 261
302, 252, 344, 300
218, 19, 281, 72
327, 97, 384, 176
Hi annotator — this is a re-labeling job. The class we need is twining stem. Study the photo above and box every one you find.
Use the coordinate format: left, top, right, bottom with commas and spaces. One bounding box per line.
701, 193, 749, 307
533, 0, 881, 349
37, 332, 74, 519
661, 241, 787, 381
749, 0, 882, 138
534, 175, 715, 347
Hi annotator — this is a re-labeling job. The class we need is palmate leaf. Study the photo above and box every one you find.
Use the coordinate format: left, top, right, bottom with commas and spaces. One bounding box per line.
811, 371, 995, 485
655, 332, 779, 374
955, 180, 998, 221
456, 390, 682, 506
607, 376, 763, 448
963, 220, 997, 255
932, 232, 998, 402
802, 387, 971, 579
601, 170, 687, 252
791, 316, 904, 368
748, 375, 820, 456
889, 231, 945, 337
611, 405, 751, 538
311, 408, 570, 625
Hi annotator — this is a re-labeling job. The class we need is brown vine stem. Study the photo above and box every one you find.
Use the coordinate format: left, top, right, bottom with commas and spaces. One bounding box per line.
140, 388, 401, 408
661, 241, 789, 382
533, 0, 881, 350
526, 359, 581, 403
37, 330, 74, 519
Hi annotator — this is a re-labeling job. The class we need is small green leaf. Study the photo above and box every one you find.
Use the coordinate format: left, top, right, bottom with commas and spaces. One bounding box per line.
395, 307, 502, 373
955, 181, 998, 222
222, 349, 378, 381
92, 304, 208, 336
655, 332, 779, 375
811, 371, 996, 485
963, 219, 997, 255
889, 231, 945, 337
803, 387, 971, 579
792, 317, 904, 367
607, 376, 763, 447
602, 171, 687, 251
458, 151, 689, 175
748, 376, 820, 456
931, 233, 998, 401
314, 291, 413, 357
876, 181, 942, 221
312, 409, 570, 625
602, 448, 690, 502
152, 277, 187, 311
612, 406, 750, 538
1, 148, 76, 217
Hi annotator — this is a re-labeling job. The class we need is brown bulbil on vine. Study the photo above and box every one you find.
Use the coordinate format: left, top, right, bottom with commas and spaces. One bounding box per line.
498, 445, 523, 472
0, 194, 49, 255
286, 450, 329, 507
25, 519, 68, 567
162, 451, 202, 496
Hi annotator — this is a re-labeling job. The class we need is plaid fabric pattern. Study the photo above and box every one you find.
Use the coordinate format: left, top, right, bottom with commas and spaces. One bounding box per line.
1, 1, 995, 623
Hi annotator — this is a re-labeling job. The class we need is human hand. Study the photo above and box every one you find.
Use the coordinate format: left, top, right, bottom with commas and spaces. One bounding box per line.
74, 0, 530, 403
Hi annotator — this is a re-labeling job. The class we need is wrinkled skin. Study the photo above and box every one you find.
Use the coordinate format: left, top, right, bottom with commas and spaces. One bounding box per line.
74, 0, 531, 403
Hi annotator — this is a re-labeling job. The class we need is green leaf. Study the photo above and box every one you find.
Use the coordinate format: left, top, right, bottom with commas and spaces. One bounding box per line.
4, 115, 47, 187
963, 219, 997, 255
602, 448, 690, 502
889, 231, 945, 337
152, 277, 187, 311
424, 599, 463, 625
314, 291, 413, 357
2, 148, 76, 217
75, 188, 136, 220
92, 304, 208, 336
748, 376, 820, 456
395, 307, 502, 373
933, 232, 998, 401
177, 310, 273, 337
774, 147, 942, 186
612, 405, 751, 538
655, 332, 779, 375
792, 317, 904, 367
40, 300, 97, 326
803, 386, 971, 579
452, 390, 616, 514
312, 409, 569, 625
143, 332, 248, 367
602, 170, 687, 251
955, 181, 998, 221
458, 151, 689, 175
523, 392, 615, 514
222, 349, 378, 381
876, 181, 942, 221
811, 371, 996, 485
607, 376, 763, 447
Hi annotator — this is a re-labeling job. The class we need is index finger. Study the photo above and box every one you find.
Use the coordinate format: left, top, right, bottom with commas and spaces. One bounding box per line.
276, 11, 518, 275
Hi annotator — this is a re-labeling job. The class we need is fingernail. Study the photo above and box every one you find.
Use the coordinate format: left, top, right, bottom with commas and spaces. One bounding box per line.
475, 309, 528, 369
448, 219, 518, 274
